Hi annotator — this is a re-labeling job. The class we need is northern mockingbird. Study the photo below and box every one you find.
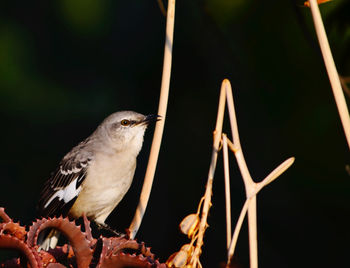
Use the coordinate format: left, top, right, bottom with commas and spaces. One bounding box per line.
37, 111, 158, 249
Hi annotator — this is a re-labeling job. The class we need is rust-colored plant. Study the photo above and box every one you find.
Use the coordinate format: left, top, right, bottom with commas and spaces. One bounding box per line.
0, 207, 166, 268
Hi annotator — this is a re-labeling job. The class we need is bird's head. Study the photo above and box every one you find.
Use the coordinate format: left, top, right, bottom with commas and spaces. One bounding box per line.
100, 111, 159, 154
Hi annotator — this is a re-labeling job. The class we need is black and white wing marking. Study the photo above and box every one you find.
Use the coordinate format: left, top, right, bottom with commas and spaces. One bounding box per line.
38, 142, 93, 218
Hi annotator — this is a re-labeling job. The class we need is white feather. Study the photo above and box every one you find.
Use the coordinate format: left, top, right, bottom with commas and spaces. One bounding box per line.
44, 178, 82, 208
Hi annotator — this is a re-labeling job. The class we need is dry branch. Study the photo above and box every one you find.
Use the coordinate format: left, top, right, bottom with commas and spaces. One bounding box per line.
128, 0, 176, 239
308, 0, 350, 150
185, 79, 294, 268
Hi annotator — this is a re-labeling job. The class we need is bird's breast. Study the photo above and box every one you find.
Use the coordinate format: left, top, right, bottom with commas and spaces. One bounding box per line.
88, 152, 136, 186
69, 151, 137, 222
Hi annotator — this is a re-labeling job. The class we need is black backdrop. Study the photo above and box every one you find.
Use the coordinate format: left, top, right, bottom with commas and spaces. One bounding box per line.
1, 1, 349, 267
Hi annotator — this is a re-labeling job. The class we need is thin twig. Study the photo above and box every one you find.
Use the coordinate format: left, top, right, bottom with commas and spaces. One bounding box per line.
258, 157, 295, 190
185, 79, 294, 267
309, 0, 350, 150
224, 79, 258, 268
339, 75, 350, 99
128, 0, 176, 239
222, 134, 232, 251
223, 80, 295, 267
157, 0, 167, 17
190, 79, 226, 267
226, 137, 238, 153
227, 198, 251, 264
227, 157, 295, 264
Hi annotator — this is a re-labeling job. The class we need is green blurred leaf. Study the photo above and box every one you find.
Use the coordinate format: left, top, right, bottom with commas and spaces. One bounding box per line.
0, 24, 26, 85
59, 0, 111, 35
205, 0, 249, 27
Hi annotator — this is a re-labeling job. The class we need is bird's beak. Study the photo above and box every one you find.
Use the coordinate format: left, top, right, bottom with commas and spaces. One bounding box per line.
136, 114, 161, 126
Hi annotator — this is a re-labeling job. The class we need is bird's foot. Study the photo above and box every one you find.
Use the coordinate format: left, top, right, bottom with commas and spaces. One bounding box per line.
95, 222, 126, 238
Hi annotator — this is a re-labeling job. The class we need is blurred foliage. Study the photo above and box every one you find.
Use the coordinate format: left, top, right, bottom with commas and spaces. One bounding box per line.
58, 0, 112, 35
204, 0, 251, 26
0, 0, 349, 267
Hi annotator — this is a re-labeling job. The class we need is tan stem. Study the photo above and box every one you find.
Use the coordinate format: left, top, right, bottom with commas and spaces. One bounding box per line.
189, 79, 294, 267
157, 0, 167, 17
227, 156, 294, 264
309, 0, 350, 150
227, 198, 251, 265
128, 0, 176, 239
339, 76, 350, 99
224, 80, 258, 268
190, 80, 227, 267
222, 134, 232, 251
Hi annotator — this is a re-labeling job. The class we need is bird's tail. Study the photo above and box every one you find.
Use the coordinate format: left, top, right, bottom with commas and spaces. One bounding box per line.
37, 229, 60, 251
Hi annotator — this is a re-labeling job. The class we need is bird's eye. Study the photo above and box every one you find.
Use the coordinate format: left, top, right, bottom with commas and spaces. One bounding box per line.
121, 119, 131, 126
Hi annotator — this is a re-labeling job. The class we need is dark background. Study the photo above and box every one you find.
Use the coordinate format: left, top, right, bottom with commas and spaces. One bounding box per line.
1, 0, 349, 267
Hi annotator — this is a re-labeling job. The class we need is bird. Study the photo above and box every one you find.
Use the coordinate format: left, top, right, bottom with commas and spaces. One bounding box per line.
37, 111, 158, 249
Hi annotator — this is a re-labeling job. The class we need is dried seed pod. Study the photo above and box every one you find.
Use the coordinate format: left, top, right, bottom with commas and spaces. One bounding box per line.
179, 214, 199, 238
172, 250, 188, 267
166, 244, 194, 268
166, 250, 188, 268
166, 252, 178, 267
180, 244, 194, 256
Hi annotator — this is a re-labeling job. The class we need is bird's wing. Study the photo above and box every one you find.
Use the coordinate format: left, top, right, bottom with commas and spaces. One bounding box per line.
37, 141, 93, 218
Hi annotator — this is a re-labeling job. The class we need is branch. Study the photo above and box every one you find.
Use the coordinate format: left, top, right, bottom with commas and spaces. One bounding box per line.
308, 0, 350, 150
128, 0, 176, 239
